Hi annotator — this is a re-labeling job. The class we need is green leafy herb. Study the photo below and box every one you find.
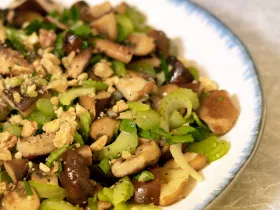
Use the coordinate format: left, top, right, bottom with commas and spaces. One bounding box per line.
59, 7, 80, 25
45, 144, 69, 167
159, 52, 171, 81
5, 28, 26, 54
23, 179, 33, 196
74, 131, 84, 146
24, 20, 57, 35
71, 24, 91, 36
52, 31, 66, 58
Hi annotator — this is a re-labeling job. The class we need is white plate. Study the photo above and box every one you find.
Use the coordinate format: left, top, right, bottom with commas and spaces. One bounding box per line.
0, 0, 265, 209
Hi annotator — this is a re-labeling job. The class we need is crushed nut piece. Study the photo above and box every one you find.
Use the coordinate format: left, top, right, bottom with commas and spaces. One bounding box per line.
14, 151, 22, 159
62, 51, 76, 69
112, 100, 128, 113
24, 32, 39, 50
121, 151, 132, 160
93, 61, 113, 78
43, 119, 61, 133
77, 73, 88, 81
39, 163, 51, 173
90, 135, 108, 152
21, 120, 38, 138
9, 115, 23, 124
39, 29, 57, 49
0, 148, 12, 161
54, 122, 75, 148
0, 131, 17, 150
199, 76, 218, 91
12, 92, 21, 103
75, 103, 87, 117
0, 182, 7, 194
41, 53, 62, 75
50, 97, 59, 105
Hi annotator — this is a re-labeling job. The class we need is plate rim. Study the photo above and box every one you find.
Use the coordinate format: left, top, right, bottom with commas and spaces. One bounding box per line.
167, 0, 266, 209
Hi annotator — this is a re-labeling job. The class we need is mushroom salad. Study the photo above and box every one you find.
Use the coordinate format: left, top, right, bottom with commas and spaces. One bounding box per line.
0, 0, 240, 209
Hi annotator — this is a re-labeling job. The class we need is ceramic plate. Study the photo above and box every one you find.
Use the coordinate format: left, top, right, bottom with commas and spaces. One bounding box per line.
0, 0, 265, 209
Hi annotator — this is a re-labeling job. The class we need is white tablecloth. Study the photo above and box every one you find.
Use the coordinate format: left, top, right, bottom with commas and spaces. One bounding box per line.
192, 0, 280, 209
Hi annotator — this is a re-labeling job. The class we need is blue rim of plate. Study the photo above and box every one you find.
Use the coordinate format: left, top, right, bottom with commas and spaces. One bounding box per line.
167, 0, 265, 209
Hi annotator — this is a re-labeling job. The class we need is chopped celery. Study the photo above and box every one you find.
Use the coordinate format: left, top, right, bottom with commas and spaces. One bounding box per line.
138, 128, 161, 140
36, 99, 55, 117
169, 110, 185, 130
159, 88, 199, 124
81, 80, 108, 91
120, 119, 137, 134
189, 67, 200, 80
117, 23, 126, 43
135, 109, 160, 130
52, 31, 66, 59
128, 204, 162, 210
112, 60, 127, 77
118, 111, 134, 120
23, 179, 33, 196
186, 135, 218, 154
124, 6, 147, 32
45, 145, 69, 167
98, 187, 113, 202
134, 171, 155, 182
97, 121, 138, 160
59, 87, 95, 105
5, 28, 27, 53
159, 52, 171, 81
29, 181, 66, 199
74, 131, 84, 146
192, 112, 208, 129
79, 111, 91, 140
113, 176, 134, 205
3, 122, 22, 137
27, 110, 52, 125
88, 195, 98, 210
115, 202, 129, 210
98, 158, 111, 174
39, 199, 79, 210
168, 134, 194, 145
0, 171, 12, 183
116, 14, 134, 41
127, 60, 157, 77
205, 140, 230, 162
170, 126, 196, 135
128, 101, 150, 112
4, 77, 24, 88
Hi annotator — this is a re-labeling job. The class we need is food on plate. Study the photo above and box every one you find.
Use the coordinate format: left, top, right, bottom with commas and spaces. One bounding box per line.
0, 0, 239, 209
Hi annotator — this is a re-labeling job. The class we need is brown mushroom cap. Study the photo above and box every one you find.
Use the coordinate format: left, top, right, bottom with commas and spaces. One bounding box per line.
198, 90, 240, 135
95, 91, 112, 116
67, 48, 92, 78
3, 86, 45, 112
72, 1, 93, 22
79, 96, 96, 120
4, 159, 28, 183
60, 149, 95, 205
148, 30, 170, 58
90, 117, 117, 143
94, 39, 133, 64
63, 32, 83, 55
76, 145, 93, 166
133, 168, 160, 205
89, 1, 112, 20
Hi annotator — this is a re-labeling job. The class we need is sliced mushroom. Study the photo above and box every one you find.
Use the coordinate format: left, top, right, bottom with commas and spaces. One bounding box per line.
90, 117, 117, 143
79, 96, 96, 119
4, 159, 28, 183
1, 181, 40, 210
198, 90, 239, 135
3, 86, 45, 113
127, 33, 155, 56
72, 1, 93, 22
95, 91, 112, 116
3, 86, 45, 114
157, 84, 179, 97
76, 145, 93, 166
67, 48, 92, 78
133, 168, 160, 205
44, 16, 68, 31
60, 149, 95, 205
91, 12, 117, 41
116, 77, 155, 101
89, 1, 112, 20
159, 152, 207, 206
111, 140, 161, 177
0, 99, 11, 122
63, 32, 83, 55
31, 168, 58, 185
95, 39, 133, 63
181, 82, 203, 94
9, 0, 62, 15
167, 56, 194, 85
0, 45, 33, 75
17, 133, 56, 159
12, 11, 42, 26
148, 30, 170, 57
115, 2, 128, 14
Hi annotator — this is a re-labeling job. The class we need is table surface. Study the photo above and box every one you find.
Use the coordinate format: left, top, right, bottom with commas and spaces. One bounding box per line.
192, 0, 280, 209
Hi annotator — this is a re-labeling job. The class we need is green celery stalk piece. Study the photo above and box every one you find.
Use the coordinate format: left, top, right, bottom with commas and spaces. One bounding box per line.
29, 180, 66, 199
135, 109, 160, 130
186, 135, 218, 154
39, 199, 78, 210
205, 140, 231, 162
59, 87, 95, 105
169, 110, 185, 130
